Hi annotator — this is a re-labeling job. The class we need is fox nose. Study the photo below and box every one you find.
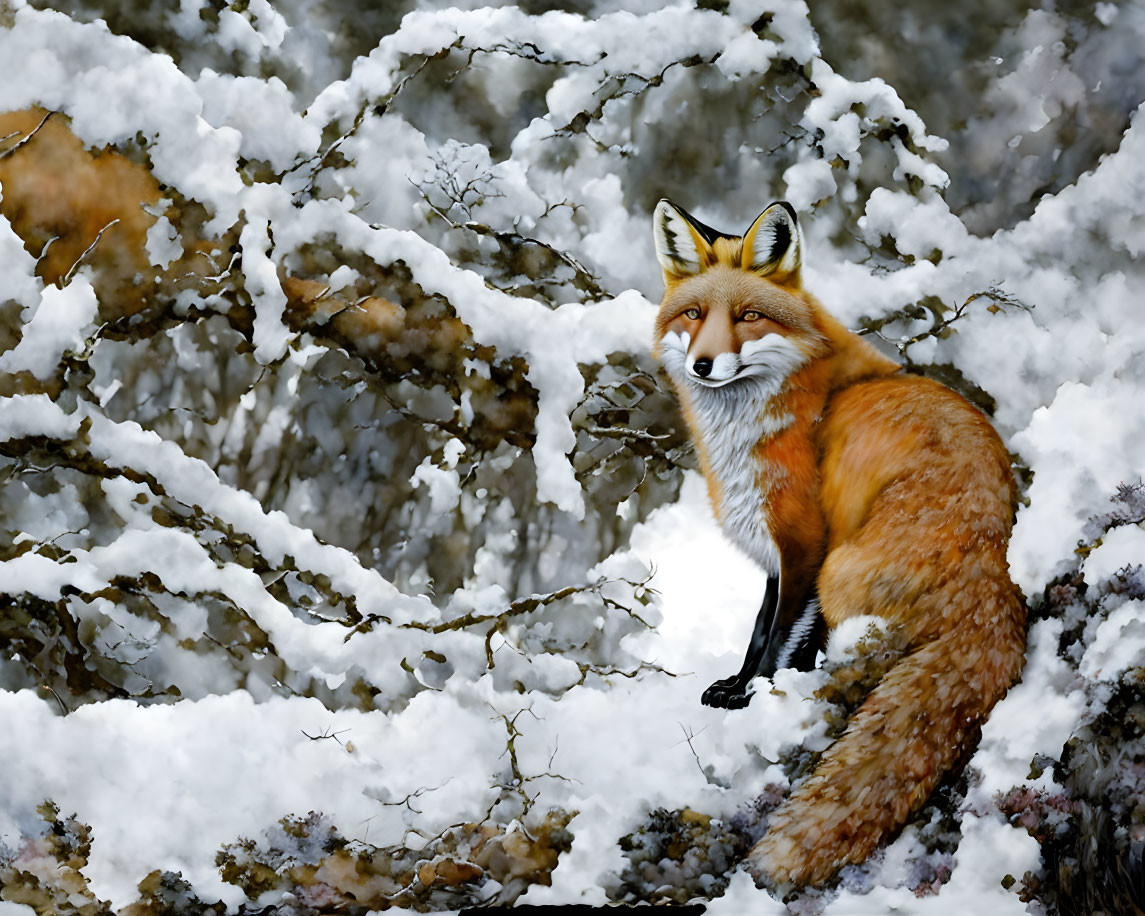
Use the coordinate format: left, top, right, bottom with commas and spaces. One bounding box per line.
692, 357, 713, 378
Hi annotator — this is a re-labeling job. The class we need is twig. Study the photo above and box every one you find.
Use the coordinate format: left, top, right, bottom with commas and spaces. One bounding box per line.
60, 218, 120, 287
0, 110, 53, 161
289, 41, 463, 194
26, 659, 69, 716
678, 723, 709, 780
302, 725, 350, 745
579, 423, 672, 443
858, 287, 1031, 357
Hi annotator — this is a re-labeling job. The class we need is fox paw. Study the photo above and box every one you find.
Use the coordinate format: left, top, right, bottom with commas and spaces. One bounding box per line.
701, 677, 753, 708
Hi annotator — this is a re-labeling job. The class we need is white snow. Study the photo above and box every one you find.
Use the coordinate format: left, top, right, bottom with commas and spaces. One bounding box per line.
1010, 378, 1145, 593
1082, 598, 1145, 681
0, 276, 99, 379
0, 209, 41, 312
195, 72, 320, 173
0, 0, 1143, 911
966, 619, 1087, 806
0, 393, 82, 440
0, 689, 504, 907
144, 214, 183, 269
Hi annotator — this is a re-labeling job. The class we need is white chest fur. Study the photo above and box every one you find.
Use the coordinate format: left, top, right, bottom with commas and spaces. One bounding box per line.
687, 381, 790, 576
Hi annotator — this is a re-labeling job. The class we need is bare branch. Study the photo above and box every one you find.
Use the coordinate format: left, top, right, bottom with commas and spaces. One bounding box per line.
858, 287, 1032, 358
60, 218, 120, 287
678, 723, 709, 781
301, 725, 350, 745
0, 110, 53, 161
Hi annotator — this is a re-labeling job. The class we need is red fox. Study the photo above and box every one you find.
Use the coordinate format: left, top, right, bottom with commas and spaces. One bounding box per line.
651, 200, 1027, 886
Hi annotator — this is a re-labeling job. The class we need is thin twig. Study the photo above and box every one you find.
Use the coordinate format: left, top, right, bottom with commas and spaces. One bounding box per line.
678, 723, 709, 781
0, 110, 53, 161
302, 725, 350, 745
60, 218, 120, 287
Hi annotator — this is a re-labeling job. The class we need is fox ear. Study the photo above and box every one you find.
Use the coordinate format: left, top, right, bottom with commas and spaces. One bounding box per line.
653, 199, 712, 280
742, 201, 801, 287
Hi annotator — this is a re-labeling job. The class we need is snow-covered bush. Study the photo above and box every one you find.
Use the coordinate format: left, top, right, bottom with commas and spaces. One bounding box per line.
1, 0, 1144, 912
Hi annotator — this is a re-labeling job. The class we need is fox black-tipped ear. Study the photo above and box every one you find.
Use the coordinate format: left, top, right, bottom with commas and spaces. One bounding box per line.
653, 199, 712, 280
742, 201, 801, 286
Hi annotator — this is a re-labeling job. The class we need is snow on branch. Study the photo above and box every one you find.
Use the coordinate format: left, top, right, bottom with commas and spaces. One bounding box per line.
0, 395, 430, 625
307, 6, 771, 129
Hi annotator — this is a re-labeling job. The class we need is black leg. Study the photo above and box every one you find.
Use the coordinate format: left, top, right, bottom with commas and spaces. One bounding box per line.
783, 606, 826, 672
701, 575, 779, 709
701, 577, 825, 709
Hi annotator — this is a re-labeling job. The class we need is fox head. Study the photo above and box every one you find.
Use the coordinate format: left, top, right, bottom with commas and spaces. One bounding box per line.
651, 200, 827, 394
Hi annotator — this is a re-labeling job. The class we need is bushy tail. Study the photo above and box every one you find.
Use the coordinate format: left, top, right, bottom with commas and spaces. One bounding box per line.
748, 592, 1025, 887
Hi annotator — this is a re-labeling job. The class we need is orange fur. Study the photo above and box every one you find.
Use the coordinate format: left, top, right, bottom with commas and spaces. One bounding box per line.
651, 200, 1026, 887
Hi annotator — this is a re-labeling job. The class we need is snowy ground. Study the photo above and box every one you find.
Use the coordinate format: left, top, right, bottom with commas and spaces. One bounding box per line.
0, 473, 1121, 912
0, 476, 800, 908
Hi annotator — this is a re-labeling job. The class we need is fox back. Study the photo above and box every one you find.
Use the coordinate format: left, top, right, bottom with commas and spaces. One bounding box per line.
650, 199, 1026, 887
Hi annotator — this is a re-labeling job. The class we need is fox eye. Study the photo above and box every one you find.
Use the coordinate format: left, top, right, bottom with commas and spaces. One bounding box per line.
683, 307, 701, 320
741, 310, 764, 322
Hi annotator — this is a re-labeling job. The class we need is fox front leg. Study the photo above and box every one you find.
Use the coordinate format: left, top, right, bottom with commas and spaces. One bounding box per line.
701, 572, 823, 709
701, 576, 780, 709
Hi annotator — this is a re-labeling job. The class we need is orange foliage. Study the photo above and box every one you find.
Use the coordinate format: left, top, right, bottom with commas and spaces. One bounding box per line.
0, 109, 162, 319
